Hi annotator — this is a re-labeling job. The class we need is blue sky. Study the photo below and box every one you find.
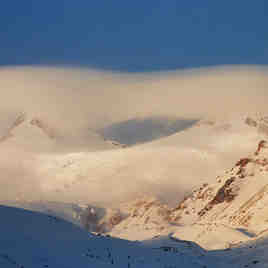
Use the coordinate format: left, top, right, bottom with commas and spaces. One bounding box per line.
1, 1, 267, 72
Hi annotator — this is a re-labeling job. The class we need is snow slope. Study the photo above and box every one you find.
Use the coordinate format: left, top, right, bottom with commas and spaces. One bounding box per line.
75, 139, 268, 254
169, 140, 268, 250
31, 116, 266, 206
1, 204, 268, 267
0, 205, 209, 268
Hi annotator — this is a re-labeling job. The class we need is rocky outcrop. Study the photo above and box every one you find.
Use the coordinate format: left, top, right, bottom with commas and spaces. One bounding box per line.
255, 140, 267, 155
80, 197, 175, 237
198, 177, 237, 217
80, 206, 124, 233
169, 140, 268, 235
0, 112, 26, 142
0, 113, 58, 143
81, 139, 268, 242
244, 115, 268, 136
30, 118, 56, 139
245, 117, 257, 127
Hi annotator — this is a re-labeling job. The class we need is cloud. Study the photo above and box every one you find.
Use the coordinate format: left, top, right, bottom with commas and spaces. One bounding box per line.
0, 65, 267, 206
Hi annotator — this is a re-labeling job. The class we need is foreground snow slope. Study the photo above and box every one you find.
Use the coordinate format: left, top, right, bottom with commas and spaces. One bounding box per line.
0, 205, 210, 268
2, 205, 268, 267
210, 236, 268, 268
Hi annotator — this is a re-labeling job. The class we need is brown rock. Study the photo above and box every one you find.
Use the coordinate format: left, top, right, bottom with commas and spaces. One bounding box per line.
255, 140, 267, 155
245, 117, 257, 127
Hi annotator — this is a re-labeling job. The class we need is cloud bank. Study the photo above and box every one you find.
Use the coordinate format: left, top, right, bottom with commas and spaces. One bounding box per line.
0, 65, 267, 206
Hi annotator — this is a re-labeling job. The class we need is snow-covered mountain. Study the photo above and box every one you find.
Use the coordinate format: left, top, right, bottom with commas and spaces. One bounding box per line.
0, 112, 119, 153
3, 112, 268, 242
70, 139, 268, 253
7, 114, 263, 206
167, 140, 268, 249
2, 66, 268, 267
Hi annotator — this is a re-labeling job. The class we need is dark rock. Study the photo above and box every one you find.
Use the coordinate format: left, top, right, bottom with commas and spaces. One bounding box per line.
245, 117, 257, 127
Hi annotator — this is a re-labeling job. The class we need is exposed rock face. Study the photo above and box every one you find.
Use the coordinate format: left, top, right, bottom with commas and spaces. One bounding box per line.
161, 139, 268, 250
109, 197, 173, 235
80, 206, 99, 232
30, 118, 56, 139
236, 158, 251, 167
80, 139, 268, 246
245, 117, 257, 127
196, 119, 215, 127
198, 177, 237, 217
169, 140, 268, 233
11, 112, 27, 129
0, 112, 26, 142
80, 206, 124, 233
244, 115, 268, 136
108, 211, 122, 226
0, 112, 58, 143
255, 140, 267, 155
79, 196, 174, 238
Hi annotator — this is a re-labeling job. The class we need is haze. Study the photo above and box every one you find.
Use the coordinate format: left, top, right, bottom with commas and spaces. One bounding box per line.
0, 65, 268, 206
